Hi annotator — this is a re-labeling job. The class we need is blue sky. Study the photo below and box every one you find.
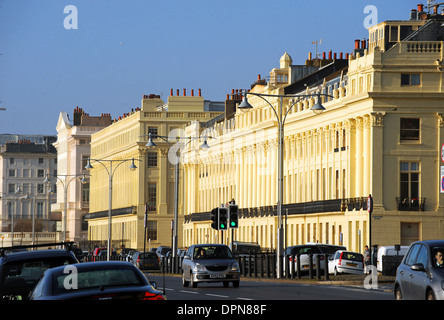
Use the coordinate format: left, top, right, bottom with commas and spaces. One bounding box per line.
0, 0, 423, 135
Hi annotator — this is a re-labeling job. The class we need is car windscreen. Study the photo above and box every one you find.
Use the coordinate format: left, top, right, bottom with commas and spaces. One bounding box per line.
53, 268, 145, 294
193, 246, 233, 259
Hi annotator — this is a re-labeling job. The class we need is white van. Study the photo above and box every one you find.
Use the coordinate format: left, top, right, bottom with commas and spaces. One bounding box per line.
376, 245, 409, 273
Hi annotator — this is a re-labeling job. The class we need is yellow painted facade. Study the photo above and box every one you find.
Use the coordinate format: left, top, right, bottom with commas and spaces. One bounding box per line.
182, 17, 444, 253
86, 92, 223, 251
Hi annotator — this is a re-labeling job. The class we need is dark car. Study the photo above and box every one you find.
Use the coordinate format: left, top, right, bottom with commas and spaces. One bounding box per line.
29, 261, 165, 300
0, 242, 79, 300
131, 251, 160, 270
395, 240, 444, 300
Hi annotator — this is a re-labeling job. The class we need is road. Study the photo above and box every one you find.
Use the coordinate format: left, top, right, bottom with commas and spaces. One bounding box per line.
145, 273, 393, 300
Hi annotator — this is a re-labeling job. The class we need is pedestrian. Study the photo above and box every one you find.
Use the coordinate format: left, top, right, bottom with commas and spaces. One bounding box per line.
363, 245, 370, 274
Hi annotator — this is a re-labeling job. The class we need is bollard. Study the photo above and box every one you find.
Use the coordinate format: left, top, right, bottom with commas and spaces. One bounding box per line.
309, 254, 314, 279
316, 255, 321, 280
324, 254, 329, 280
259, 254, 264, 278
291, 255, 295, 279
296, 253, 301, 279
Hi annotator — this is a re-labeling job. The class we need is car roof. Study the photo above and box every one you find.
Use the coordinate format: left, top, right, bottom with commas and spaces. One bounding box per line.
412, 240, 444, 247
1, 249, 77, 263
45, 261, 137, 274
193, 243, 228, 247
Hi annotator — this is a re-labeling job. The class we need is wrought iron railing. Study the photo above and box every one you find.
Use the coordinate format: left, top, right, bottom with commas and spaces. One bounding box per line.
396, 197, 426, 211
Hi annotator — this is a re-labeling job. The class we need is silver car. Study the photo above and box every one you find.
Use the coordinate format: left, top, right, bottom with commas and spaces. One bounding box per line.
395, 240, 444, 300
181, 244, 240, 288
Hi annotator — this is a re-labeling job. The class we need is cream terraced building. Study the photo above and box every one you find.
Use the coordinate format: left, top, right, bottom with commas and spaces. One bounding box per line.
182, 14, 444, 253
86, 92, 223, 251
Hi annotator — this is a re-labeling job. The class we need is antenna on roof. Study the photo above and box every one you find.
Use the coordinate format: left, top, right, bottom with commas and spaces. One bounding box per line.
312, 39, 322, 59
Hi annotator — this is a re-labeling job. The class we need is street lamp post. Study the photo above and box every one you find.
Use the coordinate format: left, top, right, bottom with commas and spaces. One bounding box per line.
143, 133, 211, 259
238, 90, 331, 278
85, 158, 138, 261
0, 187, 20, 246
44, 173, 88, 242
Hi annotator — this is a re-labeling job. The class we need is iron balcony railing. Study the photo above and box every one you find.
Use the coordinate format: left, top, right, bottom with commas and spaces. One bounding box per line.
396, 197, 426, 211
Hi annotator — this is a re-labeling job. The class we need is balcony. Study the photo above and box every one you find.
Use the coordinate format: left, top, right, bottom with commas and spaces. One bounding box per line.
396, 197, 426, 211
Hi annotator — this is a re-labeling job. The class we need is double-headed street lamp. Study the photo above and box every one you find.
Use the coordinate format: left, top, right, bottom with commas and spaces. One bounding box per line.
237, 90, 332, 278
143, 132, 211, 258
44, 173, 88, 242
85, 157, 138, 261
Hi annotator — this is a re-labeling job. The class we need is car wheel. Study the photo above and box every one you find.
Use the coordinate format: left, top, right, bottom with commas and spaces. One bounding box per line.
223, 281, 229, 288
190, 272, 197, 288
182, 272, 189, 287
394, 286, 403, 300
232, 280, 240, 288
427, 289, 436, 300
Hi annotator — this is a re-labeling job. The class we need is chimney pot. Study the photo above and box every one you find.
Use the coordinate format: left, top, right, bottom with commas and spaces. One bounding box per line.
170, 89, 173, 96
355, 39, 360, 49
418, 4, 424, 12
198, 89, 201, 97
191, 89, 194, 96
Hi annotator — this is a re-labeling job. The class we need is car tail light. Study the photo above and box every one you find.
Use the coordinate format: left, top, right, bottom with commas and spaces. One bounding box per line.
338, 252, 343, 266
137, 256, 140, 264
143, 292, 165, 300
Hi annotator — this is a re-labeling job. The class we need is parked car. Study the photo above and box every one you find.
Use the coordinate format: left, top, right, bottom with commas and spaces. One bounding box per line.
285, 243, 346, 273
156, 246, 171, 260
120, 248, 137, 261
181, 244, 240, 288
131, 251, 160, 270
29, 261, 165, 300
328, 250, 364, 275
395, 240, 444, 300
0, 242, 79, 300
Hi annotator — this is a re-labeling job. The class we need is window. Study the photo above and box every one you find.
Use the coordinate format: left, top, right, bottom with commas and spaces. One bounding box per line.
398, 162, 421, 211
37, 184, 44, 194
401, 73, 421, 86
400, 162, 419, 199
8, 184, 16, 194
38, 158, 44, 164
147, 152, 157, 167
147, 221, 157, 241
405, 244, 421, 266
400, 118, 420, 141
37, 202, 44, 218
82, 182, 90, 202
9, 169, 15, 177
37, 169, 45, 177
148, 127, 158, 135
147, 183, 157, 211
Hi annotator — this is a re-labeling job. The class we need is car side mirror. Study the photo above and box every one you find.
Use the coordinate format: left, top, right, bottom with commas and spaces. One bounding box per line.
411, 263, 425, 272
184, 255, 191, 260
150, 281, 157, 289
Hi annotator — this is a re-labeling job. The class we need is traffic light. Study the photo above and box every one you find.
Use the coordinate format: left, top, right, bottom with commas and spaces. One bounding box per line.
211, 208, 219, 230
218, 207, 228, 230
229, 204, 238, 228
